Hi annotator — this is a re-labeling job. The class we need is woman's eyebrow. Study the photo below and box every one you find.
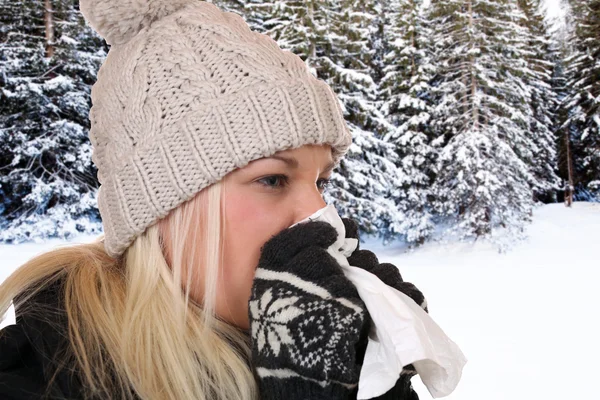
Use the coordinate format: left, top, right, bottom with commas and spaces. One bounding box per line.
264, 155, 335, 173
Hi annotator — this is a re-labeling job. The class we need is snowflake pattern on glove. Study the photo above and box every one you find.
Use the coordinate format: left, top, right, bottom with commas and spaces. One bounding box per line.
249, 277, 364, 384
249, 287, 305, 357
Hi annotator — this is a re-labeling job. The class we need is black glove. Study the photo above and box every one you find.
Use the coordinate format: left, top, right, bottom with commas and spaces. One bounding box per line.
248, 220, 368, 400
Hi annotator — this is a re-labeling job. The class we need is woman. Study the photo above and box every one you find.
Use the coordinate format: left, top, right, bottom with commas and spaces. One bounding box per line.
0, 1, 427, 399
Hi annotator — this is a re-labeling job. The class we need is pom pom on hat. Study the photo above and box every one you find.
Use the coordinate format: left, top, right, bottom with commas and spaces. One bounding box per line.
79, 0, 199, 45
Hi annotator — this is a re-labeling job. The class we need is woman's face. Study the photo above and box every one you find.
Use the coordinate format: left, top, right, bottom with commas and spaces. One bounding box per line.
217, 143, 335, 329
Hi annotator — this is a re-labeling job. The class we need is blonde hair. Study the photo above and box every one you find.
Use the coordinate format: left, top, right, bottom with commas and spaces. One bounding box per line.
0, 179, 259, 400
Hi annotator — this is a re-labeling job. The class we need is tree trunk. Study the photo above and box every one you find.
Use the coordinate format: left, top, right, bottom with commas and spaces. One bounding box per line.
44, 0, 54, 58
468, 0, 478, 131
410, 0, 416, 74
564, 123, 574, 207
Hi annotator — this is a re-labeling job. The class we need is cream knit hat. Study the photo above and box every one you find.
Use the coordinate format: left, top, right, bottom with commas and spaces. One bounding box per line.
79, 0, 353, 258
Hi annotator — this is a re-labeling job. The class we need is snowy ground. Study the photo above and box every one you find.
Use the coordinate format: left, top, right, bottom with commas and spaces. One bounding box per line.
1, 202, 599, 399
364, 202, 600, 400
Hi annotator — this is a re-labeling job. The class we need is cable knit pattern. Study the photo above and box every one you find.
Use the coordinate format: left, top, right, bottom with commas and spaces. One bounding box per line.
80, 0, 353, 257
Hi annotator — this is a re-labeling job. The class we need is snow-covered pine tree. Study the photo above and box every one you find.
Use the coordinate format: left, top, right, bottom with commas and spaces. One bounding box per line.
0, 0, 106, 243
326, 127, 400, 238
318, 0, 403, 238
215, 0, 288, 37
325, 0, 391, 135
517, 0, 561, 203
378, 0, 436, 245
241, 0, 332, 73
561, 0, 600, 201
427, 0, 538, 247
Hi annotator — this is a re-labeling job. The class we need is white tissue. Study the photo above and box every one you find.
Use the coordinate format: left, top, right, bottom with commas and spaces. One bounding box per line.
292, 204, 468, 399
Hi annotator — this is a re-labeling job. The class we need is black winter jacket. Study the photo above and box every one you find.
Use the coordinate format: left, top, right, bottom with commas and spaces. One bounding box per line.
0, 279, 420, 400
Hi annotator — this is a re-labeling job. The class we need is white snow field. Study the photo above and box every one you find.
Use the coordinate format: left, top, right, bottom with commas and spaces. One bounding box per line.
363, 202, 600, 400
1, 202, 599, 399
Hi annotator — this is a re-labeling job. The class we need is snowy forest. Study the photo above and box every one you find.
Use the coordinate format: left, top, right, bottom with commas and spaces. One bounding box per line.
0, 0, 598, 251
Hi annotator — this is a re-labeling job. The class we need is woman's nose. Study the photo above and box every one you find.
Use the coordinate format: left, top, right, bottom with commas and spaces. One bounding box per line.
292, 185, 327, 225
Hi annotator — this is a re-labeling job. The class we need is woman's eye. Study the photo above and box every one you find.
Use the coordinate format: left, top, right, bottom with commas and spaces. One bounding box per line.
257, 175, 289, 190
256, 175, 332, 191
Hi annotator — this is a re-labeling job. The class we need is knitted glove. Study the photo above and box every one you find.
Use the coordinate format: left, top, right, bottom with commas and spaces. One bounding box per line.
342, 216, 426, 399
249, 220, 367, 400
